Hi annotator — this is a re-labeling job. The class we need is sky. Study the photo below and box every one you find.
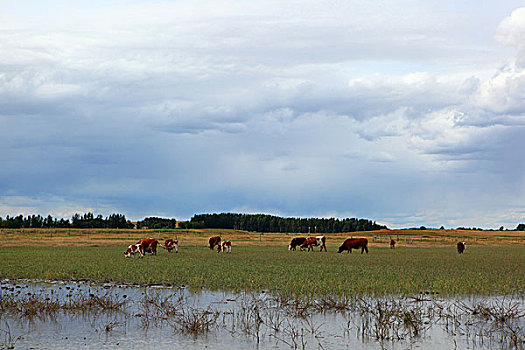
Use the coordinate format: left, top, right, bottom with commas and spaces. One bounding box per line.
1, 0, 525, 228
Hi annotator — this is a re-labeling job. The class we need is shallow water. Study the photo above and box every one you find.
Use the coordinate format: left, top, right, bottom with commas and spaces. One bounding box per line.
1, 279, 523, 349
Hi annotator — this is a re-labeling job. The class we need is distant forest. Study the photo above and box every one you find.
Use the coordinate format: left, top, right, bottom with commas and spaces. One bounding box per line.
1, 212, 524, 232
0, 213, 133, 229
180, 213, 388, 233
135, 217, 177, 229
0, 214, 177, 230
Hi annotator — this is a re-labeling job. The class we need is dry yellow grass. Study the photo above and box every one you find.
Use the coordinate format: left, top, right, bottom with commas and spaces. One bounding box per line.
0, 228, 524, 248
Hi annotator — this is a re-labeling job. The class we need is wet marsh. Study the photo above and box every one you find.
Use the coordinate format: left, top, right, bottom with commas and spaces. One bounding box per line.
0, 245, 523, 296
1, 280, 523, 349
1, 236, 524, 348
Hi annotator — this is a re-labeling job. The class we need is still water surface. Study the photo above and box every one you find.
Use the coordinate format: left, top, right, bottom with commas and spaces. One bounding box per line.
1, 279, 523, 349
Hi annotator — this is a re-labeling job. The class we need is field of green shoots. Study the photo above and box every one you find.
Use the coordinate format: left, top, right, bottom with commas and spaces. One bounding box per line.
1, 246, 523, 296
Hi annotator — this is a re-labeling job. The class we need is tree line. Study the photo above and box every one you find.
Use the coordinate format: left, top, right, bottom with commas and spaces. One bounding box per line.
135, 217, 177, 229
181, 213, 388, 233
2, 211, 523, 232
0, 213, 133, 229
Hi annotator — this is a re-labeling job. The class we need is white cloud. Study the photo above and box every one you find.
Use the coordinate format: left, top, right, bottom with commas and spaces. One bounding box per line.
472, 66, 525, 115
495, 7, 525, 66
0, 195, 102, 219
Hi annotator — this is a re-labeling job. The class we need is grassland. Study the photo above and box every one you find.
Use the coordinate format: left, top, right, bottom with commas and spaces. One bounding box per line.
0, 231, 525, 295
1, 227, 525, 247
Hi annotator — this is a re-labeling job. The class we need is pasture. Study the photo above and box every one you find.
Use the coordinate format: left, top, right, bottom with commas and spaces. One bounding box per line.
1, 227, 525, 248
1, 233, 524, 296
1, 229, 524, 348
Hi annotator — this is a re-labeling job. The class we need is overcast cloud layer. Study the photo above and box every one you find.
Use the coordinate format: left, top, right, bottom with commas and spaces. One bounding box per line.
1, 1, 525, 228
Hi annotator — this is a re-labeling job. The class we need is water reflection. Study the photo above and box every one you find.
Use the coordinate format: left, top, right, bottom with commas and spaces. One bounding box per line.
1, 279, 523, 349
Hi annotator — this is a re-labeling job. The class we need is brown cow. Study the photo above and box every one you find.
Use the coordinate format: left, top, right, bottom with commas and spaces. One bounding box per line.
338, 238, 368, 254
124, 238, 159, 258
209, 236, 221, 250
457, 242, 466, 254
390, 239, 396, 249
300, 236, 327, 252
217, 240, 232, 253
161, 239, 179, 253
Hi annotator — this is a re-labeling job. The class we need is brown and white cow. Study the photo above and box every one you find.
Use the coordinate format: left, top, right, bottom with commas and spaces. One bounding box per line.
338, 238, 368, 254
288, 237, 307, 251
124, 238, 159, 258
457, 242, 466, 254
124, 243, 143, 257
209, 236, 221, 250
300, 236, 327, 252
161, 239, 179, 253
217, 240, 232, 253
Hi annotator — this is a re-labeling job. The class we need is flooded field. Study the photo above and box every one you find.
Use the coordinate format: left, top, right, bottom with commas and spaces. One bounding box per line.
1, 279, 524, 349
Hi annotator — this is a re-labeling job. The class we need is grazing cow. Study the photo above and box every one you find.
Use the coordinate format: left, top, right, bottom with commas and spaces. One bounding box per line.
161, 239, 179, 253
300, 236, 327, 252
457, 242, 466, 254
288, 237, 307, 251
316, 236, 327, 252
124, 243, 142, 257
338, 238, 369, 254
390, 239, 396, 249
209, 236, 221, 250
124, 238, 159, 258
217, 240, 232, 253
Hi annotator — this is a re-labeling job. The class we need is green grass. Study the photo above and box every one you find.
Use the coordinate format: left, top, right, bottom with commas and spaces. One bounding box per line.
1, 246, 523, 296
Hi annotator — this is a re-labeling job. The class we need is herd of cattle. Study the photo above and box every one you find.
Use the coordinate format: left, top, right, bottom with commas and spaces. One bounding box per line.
124, 235, 467, 258
124, 238, 178, 258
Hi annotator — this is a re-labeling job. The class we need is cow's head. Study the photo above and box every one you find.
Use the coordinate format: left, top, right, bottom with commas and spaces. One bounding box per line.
124, 244, 139, 257
124, 244, 134, 257
338, 245, 344, 253
462, 242, 466, 248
